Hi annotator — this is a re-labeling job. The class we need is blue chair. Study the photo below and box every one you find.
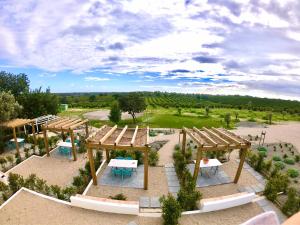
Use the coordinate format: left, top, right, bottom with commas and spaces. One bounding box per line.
125, 157, 133, 160
123, 168, 132, 177
116, 157, 124, 160
112, 168, 124, 180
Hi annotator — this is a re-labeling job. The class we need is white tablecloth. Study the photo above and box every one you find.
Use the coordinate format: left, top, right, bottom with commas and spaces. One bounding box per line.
10, 138, 24, 143
57, 142, 73, 148
194, 159, 222, 168
108, 159, 138, 169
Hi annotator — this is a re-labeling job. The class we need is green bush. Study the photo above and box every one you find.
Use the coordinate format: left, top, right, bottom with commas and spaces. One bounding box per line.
272, 156, 281, 161
287, 169, 299, 178
257, 147, 267, 152
295, 155, 300, 162
160, 194, 182, 225
284, 158, 295, 165
274, 161, 285, 170
281, 188, 300, 216
109, 193, 127, 200
264, 172, 289, 201
148, 150, 159, 166
258, 151, 267, 158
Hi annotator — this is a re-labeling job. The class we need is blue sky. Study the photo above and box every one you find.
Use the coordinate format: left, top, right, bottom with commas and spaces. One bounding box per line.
0, 0, 300, 100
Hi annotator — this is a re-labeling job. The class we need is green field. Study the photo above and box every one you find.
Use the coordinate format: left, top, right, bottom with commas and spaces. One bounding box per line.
59, 106, 300, 129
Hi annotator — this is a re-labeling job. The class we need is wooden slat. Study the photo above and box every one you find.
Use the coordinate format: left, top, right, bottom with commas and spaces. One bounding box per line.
54, 119, 77, 128
193, 127, 218, 147
61, 119, 82, 129
69, 119, 89, 129
114, 125, 127, 145
86, 125, 107, 142
130, 126, 139, 146
203, 127, 230, 145
99, 125, 117, 144
211, 127, 242, 145
183, 127, 204, 147
47, 118, 69, 128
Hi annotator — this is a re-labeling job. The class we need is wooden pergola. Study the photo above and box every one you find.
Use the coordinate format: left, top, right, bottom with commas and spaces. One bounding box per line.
0, 119, 37, 157
42, 118, 89, 161
86, 125, 150, 190
182, 127, 251, 183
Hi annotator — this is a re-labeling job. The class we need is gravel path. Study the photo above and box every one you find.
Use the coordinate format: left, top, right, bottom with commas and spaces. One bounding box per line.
83, 110, 143, 120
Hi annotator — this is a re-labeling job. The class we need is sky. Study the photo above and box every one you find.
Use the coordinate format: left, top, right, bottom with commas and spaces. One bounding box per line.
0, 0, 300, 100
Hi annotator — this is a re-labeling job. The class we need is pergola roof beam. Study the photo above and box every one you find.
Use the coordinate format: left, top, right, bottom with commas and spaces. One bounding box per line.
86, 125, 107, 142
211, 127, 242, 145
203, 127, 230, 145
183, 127, 204, 147
54, 118, 78, 128
130, 126, 138, 146
61, 119, 82, 129
193, 127, 218, 147
114, 125, 127, 145
99, 125, 117, 144
69, 119, 89, 129
46, 118, 69, 128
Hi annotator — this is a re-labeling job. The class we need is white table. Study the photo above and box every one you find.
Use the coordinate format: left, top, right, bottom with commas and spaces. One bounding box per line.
57, 142, 73, 148
10, 138, 25, 143
108, 159, 138, 169
194, 159, 222, 176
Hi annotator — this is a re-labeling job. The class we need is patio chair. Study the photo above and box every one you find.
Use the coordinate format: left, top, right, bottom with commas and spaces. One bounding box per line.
125, 157, 133, 160
112, 168, 124, 180
123, 168, 132, 178
116, 157, 124, 160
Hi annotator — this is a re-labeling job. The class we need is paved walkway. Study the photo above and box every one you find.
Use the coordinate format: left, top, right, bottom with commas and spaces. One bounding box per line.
149, 130, 180, 166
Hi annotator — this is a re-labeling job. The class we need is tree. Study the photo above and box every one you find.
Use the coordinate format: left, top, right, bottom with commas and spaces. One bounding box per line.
0, 91, 22, 122
0, 71, 29, 96
205, 106, 210, 117
89, 95, 96, 102
282, 111, 287, 120
224, 113, 231, 128
109, 101, 121, 124
18, 87, 59, 118
267, 112, 273, 124
177, 107, 182, 116
118, 93, 146, 123
234, 111, 239, 121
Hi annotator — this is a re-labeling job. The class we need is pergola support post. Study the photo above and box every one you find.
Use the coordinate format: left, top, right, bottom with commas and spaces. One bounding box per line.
144, 148, 149, 190
13, 127, 20, 158
193, 147, 203, 180
70, 130, 77, 161
85, 122, 89, 138
31, 122, 37, 151
88, 147, 97, 185
234, 148, 247, 183
43, 129, 50, 157
105, 149, 110, 161
182, 129, 186, 155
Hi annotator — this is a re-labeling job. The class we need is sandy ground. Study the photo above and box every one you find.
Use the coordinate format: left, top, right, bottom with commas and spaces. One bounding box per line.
0, 189, 263, 225
83, 110, 143, 120
233, 122, 300, 152
149, 130, 180, 166
6, 149, 87, 187
87, 165, 169, 201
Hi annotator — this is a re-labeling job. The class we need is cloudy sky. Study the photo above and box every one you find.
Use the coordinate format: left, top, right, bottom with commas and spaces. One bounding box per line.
0, 0, 300, 100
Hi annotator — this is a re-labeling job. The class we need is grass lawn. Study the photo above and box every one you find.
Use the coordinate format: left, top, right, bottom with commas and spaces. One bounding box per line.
58, 106, 300, 129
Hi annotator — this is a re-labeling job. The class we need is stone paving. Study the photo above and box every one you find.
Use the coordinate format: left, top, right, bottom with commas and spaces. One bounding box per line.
236, 159, 266, 194
187, 164, 231, 187
255, 197, 287, 224
99, 165, 144, 188
139, 196, 161, 208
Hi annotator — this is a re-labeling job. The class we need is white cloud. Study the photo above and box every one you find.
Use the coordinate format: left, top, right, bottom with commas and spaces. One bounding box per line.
84, 76, 110, 81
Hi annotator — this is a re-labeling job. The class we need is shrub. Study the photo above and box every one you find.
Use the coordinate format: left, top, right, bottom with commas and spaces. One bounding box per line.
177, 170, 202, 211
272, 156, 281, 161
255, 153, 264, 172
109, 193, 127, 200
258, 151, 267, 158
287, 169, 299, 178
160, 194, 182, 225
274, 161, 285, 170
263, 159, 272, 172
281, 188, 300, 216
148, 150, 159, 166
295, 155, 300, 162
283, 154, 288, 159
264, 172, 289, 201
284, 158, 295, 165
257, 147, 267, 152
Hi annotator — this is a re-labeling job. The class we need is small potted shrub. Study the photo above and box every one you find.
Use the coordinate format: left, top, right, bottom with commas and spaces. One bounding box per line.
287, 169, 299, 178
284, 158, 295, 165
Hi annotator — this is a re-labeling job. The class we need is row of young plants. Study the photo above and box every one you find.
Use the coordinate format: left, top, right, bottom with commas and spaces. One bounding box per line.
159, 144, 202, 225
247, 150, 300, 217
0, 150, 103, 205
